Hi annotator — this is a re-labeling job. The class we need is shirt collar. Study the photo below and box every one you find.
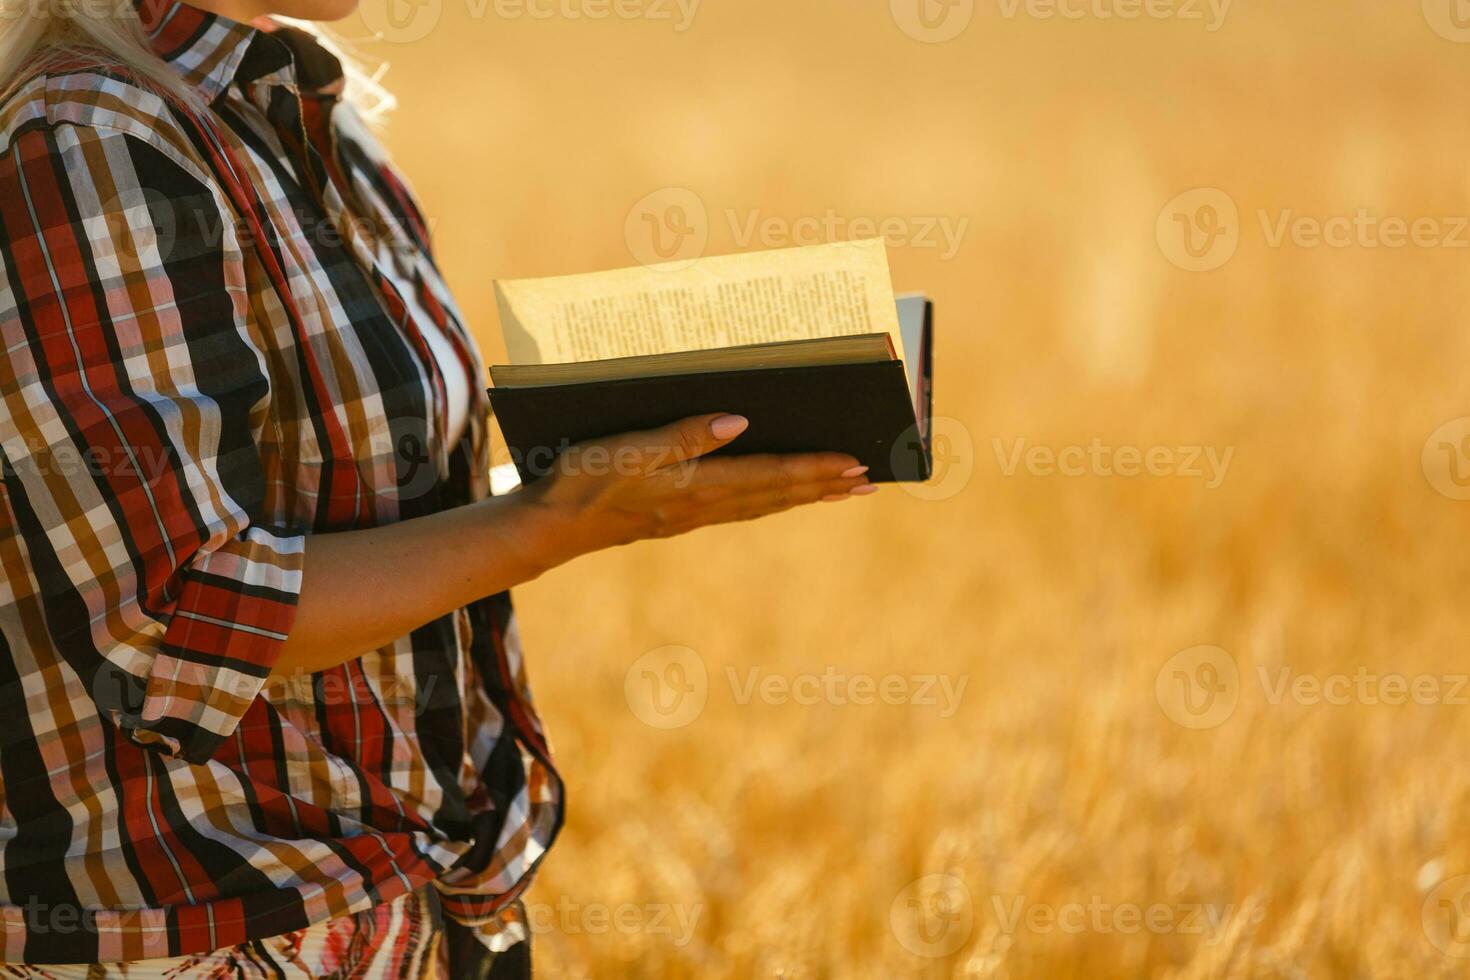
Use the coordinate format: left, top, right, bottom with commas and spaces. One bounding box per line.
134, 0, 344, 103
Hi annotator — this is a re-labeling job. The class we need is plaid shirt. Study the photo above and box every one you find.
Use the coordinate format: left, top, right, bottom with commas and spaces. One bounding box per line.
0, 1, 560, 964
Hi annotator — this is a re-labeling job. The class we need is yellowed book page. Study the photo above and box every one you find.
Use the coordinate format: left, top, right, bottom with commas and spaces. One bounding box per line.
494, 238, 905, 382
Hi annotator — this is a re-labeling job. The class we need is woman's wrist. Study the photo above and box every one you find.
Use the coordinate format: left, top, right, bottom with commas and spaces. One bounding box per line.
478, 486, 591, 584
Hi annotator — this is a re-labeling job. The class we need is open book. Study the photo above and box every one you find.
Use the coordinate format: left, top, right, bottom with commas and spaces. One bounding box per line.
489, 239, 934, 483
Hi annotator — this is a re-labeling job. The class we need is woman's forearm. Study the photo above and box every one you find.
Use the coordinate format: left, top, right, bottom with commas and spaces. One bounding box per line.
271, 413, 873, 678
274, 493, 575, 675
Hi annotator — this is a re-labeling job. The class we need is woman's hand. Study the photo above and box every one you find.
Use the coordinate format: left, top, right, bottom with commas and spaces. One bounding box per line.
523, 413, 876, 563
274, 414, 872, 674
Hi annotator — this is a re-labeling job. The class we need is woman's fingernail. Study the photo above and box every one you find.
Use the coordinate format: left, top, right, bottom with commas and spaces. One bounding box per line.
841, 465, 870, 479
849, 484, 879, 496
822, 493, 851, 503
710, 415, 749, 440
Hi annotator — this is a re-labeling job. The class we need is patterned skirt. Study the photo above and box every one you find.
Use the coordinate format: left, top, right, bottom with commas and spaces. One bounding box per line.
0, 890, 530, 979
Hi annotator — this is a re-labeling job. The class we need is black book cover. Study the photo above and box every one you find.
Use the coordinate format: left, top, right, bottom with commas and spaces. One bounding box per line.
490, 357, 932, 485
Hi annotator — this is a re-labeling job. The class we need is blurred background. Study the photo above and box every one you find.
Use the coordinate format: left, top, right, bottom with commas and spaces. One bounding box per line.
337, 1, 1470, 975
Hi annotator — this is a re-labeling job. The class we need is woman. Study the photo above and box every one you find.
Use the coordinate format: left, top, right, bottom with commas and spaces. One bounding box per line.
0, 0, 878, 971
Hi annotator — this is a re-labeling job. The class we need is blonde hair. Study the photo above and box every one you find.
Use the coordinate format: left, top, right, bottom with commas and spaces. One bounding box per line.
0, 0, 393, 120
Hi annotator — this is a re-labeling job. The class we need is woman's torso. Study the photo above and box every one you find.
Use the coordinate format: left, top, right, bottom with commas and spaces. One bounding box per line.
0, 4, 559, 963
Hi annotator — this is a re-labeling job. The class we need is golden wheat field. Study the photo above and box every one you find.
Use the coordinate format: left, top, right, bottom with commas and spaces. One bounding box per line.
332, 0, 1470, 975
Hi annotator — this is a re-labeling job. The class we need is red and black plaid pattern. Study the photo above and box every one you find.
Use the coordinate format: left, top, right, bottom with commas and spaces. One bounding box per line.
0, 2, 560, 965
7, 885, 449, 978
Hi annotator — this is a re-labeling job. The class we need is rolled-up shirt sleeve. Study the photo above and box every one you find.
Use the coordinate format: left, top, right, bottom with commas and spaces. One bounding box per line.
0, 116, 305, 765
